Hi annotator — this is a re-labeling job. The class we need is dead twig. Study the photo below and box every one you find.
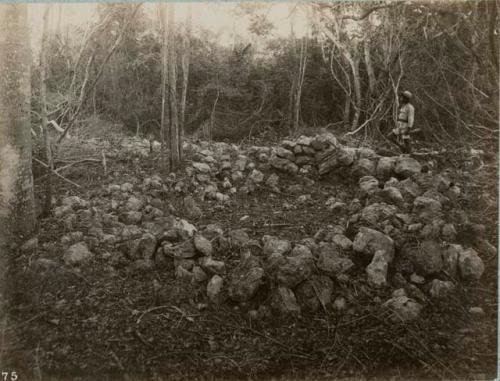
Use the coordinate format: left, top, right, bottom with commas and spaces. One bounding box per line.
33, 158, 81, 188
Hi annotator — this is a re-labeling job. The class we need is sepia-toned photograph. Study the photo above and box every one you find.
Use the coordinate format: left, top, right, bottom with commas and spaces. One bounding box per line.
0, 1, 498, 379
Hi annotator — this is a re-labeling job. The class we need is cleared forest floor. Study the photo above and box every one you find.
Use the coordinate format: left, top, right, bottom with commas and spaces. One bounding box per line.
2, 125, 498, 381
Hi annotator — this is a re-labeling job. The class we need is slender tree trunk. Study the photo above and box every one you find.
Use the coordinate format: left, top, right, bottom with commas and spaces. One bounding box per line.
364, 39, 375, 94
293, 37, 308, 134
287, 3, 297, 134
167, 3, 180, 170
41, 5, 54, 216
351, 54, 361, 131
0, 4, 36, 245
210, 76, 220, 142
159, 3, 168, 172
179, 4, 191, 162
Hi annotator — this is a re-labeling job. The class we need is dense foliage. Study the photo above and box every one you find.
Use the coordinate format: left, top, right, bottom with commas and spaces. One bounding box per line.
32, 1, 498, 146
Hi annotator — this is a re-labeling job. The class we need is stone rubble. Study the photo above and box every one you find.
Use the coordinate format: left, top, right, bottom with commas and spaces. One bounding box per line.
32, 132, 491, 321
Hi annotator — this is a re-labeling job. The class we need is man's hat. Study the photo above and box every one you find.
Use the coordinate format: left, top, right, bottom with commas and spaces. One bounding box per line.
401, 90, 412, 99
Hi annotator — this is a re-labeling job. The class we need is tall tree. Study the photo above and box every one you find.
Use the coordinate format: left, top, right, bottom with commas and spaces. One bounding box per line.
0, 4, 36, 245
40, 4, 54, 216
179, 4, 192, 161
167, 3, 180, 170
159, 2, 168, 172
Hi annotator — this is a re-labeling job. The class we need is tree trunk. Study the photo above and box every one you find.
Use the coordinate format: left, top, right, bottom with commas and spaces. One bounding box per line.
293, 37, 308, 134
363, 38, 375, 94
167, 3, 180, 170
0, 4, 36, 245
351, 54, 361, 131
41, 4, 54, 216
159, 3, 168, 172
179, 4, 191, 162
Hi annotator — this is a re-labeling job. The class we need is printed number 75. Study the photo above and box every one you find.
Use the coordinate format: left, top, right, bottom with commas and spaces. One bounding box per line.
1, 372, 17, 381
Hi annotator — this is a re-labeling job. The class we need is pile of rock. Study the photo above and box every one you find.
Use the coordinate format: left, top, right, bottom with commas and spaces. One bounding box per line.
267, 133, 423, 182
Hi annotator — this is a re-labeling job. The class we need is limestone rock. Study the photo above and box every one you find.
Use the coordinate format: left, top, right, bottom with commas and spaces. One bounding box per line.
359, 176, 380, 196
429, 279, 455, 298
276, 254, 314, 288
64, 242, 93, 265
270, 156, 299, 174
318, 146, 355, 175
381, 187, 404, 206
194, 234, 213, 256
332, 234, 353, 251
395, 157, 422, 178
316, 243, 354, 276
263, 235, 291, 256
360, 203, 397, 226
199, 257, 226, 275
412, 240, 443, 276
351, 158, 376, 179
413, 196, 442, 222
441, 244, 460, 278
383, 295, 423, 322
192, 162, 211, 173
184, 195, 203, 220
353, 227, 395, 262
458, 248, 484, 281
228, 229, 250, 248
270, 287, 301, 314
295, 276, 334, 312
275, 147, 295, 161
207, 275, 224, 303
125, 196, 144, 211
228, 255, 265, 302
366, 250, 389, 287
376, 157, 397, 180
265, 173, 280, 189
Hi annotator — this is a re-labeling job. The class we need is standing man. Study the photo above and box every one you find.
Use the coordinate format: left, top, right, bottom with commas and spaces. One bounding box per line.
390, 90, 415, 154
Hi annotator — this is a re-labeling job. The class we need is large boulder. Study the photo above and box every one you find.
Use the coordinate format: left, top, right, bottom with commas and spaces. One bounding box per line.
395, 156, 422, 178
353, 227, 395, 262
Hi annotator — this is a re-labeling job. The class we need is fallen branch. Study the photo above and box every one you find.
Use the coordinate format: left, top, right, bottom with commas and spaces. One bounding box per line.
33, 158, 81, 188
